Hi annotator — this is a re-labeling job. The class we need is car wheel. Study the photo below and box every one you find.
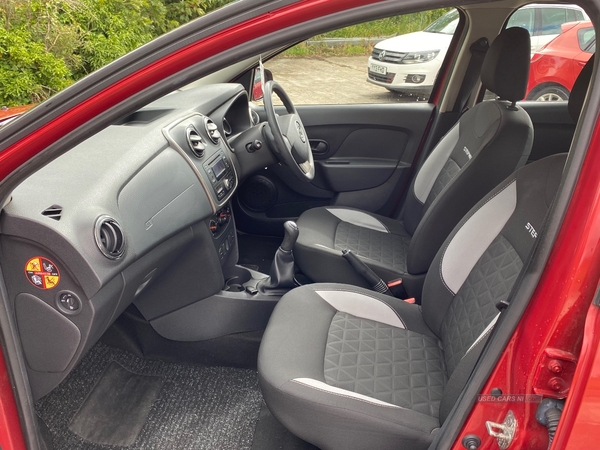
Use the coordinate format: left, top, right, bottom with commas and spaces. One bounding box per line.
527, 85, 570, 102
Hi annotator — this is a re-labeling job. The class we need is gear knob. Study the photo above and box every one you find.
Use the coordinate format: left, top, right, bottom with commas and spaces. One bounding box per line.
280, 221, 299, 252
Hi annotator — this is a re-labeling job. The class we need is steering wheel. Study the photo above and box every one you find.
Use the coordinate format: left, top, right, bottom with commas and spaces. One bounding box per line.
263, 80, 315, 181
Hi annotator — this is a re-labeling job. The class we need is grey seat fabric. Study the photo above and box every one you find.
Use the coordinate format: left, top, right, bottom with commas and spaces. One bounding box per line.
294, 28, 534, 297
259, 153, 567, 450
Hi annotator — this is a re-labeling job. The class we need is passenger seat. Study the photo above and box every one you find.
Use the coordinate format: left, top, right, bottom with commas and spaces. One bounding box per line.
294, 27, 533, 298
257, 53, 595, 450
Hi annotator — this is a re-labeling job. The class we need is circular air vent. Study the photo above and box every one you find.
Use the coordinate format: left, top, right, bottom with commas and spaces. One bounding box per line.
204, 118, 220, 144
186, 126, 205, 158
94, 216, 125, 260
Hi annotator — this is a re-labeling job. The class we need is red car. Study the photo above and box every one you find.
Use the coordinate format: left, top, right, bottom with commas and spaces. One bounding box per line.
0, 2, 599, 450
527, 20, 595, 101
0, 105, 35, 128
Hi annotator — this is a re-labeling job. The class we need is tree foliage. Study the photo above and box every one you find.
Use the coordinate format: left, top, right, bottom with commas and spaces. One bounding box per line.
0, 26, 71, 105
0, 0, 231, 106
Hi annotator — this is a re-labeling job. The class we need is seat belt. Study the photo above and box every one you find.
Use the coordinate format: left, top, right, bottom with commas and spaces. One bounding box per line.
453, 37, 490, 114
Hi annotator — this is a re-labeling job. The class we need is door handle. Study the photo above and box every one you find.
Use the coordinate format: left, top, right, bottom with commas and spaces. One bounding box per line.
310, 140, 329, 155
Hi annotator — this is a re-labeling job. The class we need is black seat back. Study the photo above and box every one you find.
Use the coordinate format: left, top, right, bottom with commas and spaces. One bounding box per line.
402, 27, 533, 276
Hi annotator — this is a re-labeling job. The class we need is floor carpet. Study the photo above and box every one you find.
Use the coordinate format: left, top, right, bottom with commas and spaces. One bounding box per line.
36, 342, 263, 449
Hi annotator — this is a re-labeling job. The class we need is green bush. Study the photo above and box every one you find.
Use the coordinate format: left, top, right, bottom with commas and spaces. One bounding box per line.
0, 0, 215, 105
281, 9, 451, 58
0, 26, 71, 106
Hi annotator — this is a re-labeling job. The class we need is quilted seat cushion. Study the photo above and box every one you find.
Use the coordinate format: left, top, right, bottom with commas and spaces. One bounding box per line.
324, 311, 446, 417
295, 207, 413, 288
258, 284, 444, 450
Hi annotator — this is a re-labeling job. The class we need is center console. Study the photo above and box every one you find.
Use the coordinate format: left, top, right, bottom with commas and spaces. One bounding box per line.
152, 112, 297, 342
203, 151, 236, 202
163, 113, 237, 211
208, 204, 237, 265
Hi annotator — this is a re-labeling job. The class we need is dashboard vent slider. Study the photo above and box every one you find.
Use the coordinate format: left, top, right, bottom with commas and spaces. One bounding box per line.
186, 126, 205, 158
205, 118, 221, 144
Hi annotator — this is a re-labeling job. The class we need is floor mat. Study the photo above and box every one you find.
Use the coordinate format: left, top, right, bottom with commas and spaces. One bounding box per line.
36, 342, 263, 450
68, 361, 163, 446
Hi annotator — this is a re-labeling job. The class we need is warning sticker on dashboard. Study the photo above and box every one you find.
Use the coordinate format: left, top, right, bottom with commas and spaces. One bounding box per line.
25, 257, 60, 289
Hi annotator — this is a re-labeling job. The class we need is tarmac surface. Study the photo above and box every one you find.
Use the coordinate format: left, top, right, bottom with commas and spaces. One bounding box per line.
265, 56, 424, 105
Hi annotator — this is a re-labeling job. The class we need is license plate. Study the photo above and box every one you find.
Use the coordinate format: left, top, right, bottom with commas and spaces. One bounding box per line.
369, 63, 387, 75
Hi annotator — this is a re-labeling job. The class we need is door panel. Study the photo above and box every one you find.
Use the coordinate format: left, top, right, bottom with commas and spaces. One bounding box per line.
234, 103, 434, 235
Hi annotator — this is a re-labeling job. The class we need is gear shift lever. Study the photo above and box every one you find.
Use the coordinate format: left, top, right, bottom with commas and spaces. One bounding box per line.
280, 221, 299, 252
259, 221, 299, 293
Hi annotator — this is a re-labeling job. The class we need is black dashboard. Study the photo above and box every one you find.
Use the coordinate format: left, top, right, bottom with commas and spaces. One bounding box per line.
0, 83, 267, 399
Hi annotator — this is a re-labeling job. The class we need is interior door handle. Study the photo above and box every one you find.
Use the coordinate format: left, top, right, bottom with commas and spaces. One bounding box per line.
310, 140, 329, 155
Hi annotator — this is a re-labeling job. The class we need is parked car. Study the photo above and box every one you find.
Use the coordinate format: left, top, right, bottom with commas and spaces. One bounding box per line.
367, 3, 588, 95
508, 3, 589, 53
526, 20, 595, 101
0, 1, 599, 450
367, 8, 458, 95
0, 105, 35, 128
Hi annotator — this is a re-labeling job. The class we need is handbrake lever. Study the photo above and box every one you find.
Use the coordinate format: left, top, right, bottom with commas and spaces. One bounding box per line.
342, 249, 393, 297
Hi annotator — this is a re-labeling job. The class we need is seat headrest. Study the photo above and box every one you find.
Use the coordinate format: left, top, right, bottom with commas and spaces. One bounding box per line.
481, 27, 531, 102
568, 54, 594, 122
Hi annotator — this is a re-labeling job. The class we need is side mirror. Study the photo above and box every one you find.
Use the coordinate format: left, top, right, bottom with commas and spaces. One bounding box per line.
251, 67, 273, 101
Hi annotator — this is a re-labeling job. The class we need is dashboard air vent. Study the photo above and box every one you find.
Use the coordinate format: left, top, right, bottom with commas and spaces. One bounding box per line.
204, 118, 220, 144
94, 216, 125, 260
41, 204, 62, 221
186, 126, 205, 158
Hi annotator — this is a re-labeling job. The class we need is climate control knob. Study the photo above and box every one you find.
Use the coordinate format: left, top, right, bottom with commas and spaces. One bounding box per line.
223, 178, 232, 190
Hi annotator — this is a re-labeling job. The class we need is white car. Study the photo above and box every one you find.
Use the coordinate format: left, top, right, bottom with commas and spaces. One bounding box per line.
367, 4, 588, 95
367, 9, 458, 95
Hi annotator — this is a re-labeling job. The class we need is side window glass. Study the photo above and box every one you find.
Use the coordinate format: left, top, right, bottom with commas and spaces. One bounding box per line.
520, 6, 591, 103
507, 8, 534, 34
262, 8, 457, 105
540, 8, 567, 36
577, 28, 596, 52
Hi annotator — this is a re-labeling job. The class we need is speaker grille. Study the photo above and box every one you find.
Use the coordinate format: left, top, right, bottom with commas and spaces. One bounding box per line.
239, 176, 277, 212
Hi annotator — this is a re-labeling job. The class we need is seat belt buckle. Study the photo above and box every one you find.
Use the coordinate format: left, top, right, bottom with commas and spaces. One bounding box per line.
387, 279, 407, 299
404, 297, 416, 304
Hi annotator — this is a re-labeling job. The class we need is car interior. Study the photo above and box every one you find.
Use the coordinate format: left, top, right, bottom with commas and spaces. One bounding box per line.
0, 0, 597, 449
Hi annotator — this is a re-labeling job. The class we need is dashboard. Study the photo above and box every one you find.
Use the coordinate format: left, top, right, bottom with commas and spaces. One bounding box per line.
0, 83, 270, 399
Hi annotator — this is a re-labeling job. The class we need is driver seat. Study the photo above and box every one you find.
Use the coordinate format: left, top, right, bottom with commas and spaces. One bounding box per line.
294, 27, 533, 298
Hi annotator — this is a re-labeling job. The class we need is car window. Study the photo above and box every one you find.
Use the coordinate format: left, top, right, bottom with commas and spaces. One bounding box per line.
423, 9, 459, 34
539, 8, 567, 36
578, 28, 595, 52
484, 5, 591, 104
262, 8, 457, 105
566, 8, 584, 22
507, 8, 534, 34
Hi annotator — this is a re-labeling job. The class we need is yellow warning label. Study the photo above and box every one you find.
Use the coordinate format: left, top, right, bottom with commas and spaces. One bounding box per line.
44, 276, 59, 289
26, 258, 41, 272
25, 256, 60, 290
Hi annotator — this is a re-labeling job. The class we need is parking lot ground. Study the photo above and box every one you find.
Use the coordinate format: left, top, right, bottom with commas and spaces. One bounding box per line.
265, 56, 424, 105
